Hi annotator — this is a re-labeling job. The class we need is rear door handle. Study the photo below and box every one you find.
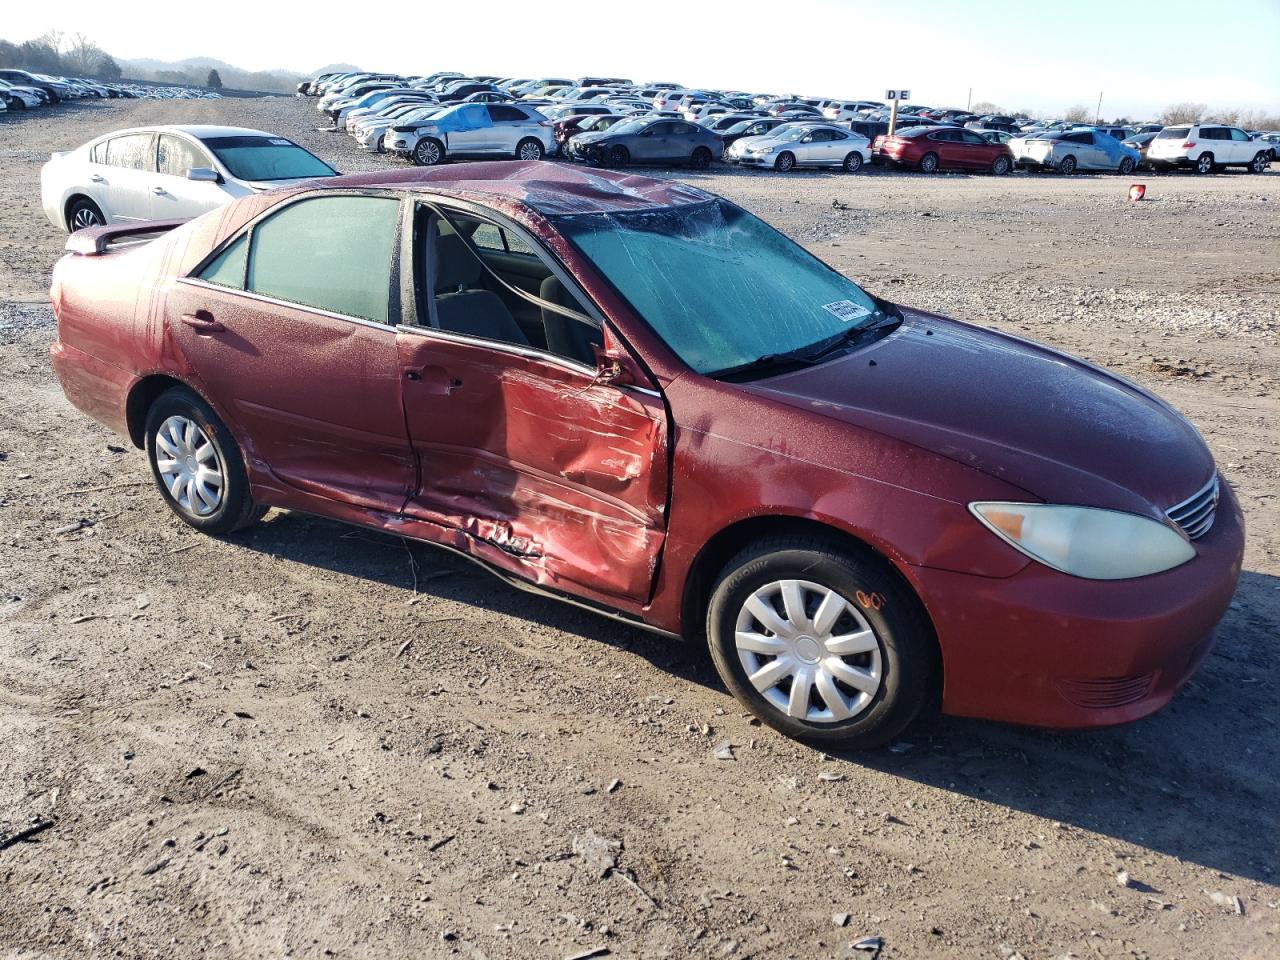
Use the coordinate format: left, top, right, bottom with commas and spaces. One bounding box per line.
152, 186, 166, 195
181, 313, 225, 333
89, 174, 105, 183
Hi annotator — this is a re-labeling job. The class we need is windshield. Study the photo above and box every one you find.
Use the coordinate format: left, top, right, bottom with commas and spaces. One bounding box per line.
202, 136, 336, 182
553, 200, 883, 376
775, 126, 814, 142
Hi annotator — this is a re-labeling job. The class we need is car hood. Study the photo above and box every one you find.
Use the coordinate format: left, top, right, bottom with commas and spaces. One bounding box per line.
743, 308, 1213, 515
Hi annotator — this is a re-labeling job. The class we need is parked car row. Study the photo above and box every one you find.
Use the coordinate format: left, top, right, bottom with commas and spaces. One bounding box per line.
0, 66, 222, 114
298, 71, 1275, 178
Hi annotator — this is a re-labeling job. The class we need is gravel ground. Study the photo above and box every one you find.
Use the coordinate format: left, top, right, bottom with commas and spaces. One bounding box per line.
1, 97, 1277, 960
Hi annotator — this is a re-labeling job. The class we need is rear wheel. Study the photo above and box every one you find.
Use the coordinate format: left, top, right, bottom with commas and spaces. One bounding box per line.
1250, 151, 1270, 174
1117, 156, 1135, 175
775, 151, 796, 172
991, 154, 1012, 176
1195, 152, 1214, 174
707, 536, 935, 750
413, 138, 445, 166
918, 152, 939, 173
516, 137, 544, 161
145, 387, 264, 536
690, 146, 713, 169
842, 151, 864, 173
66, 197, 105, 233
1058, 154, 1077, 175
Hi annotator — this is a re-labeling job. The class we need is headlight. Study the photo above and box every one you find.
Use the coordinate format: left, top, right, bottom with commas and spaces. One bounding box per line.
969, 502, 1195, 580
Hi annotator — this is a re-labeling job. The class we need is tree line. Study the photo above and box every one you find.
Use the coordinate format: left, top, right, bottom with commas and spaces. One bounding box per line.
951, 100, 1278, 129
0, 32, 121, 81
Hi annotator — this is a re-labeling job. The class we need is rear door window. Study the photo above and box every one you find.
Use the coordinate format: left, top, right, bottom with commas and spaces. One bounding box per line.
106, 133, 157, 171
242, 196, 402, 323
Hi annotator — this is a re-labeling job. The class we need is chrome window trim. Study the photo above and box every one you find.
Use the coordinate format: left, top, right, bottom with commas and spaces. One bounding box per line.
176, 276, 396, 333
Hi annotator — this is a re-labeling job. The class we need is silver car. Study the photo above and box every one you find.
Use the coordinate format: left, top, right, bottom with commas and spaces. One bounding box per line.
383, 102, 554, 166
735, 123, 872, 172
1011, 128, 1141, 174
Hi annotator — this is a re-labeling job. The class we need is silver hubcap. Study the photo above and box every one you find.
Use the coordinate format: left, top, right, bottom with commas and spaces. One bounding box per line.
155, 415, 224, 517
72, 208, 100, 230
735, 579, 883, 724
419, 143, 441, 164
1198, 156, 1211, 172
519, 142, 541, 160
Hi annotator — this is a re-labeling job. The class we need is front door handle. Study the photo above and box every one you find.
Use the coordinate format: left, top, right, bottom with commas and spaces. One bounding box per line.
405, 366, 461, 394
89, 173, 105, 183
152, 186, 167, 195
181, 313, 225, 334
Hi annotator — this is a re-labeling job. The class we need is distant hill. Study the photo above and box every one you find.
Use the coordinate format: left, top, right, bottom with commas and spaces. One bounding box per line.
119, 55, 319, 94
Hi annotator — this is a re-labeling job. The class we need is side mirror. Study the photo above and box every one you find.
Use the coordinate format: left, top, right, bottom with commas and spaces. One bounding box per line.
186, 167, 221, 183
801, 135, 814, 143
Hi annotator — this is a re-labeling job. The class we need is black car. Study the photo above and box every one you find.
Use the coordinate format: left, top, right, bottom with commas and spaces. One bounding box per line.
0, 69, 64, 103
1122, 131, 1159, 169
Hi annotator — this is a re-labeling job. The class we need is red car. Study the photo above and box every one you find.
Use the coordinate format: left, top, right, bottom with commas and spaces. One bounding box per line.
874, 125, 1015, 174
48, 163, 1242, 748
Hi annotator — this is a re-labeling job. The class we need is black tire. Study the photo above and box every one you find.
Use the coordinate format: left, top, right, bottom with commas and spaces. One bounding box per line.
918, 151, 939, 173
690, 146, 712, 170
1250, 151, 1270, 174
1058, 154, 1077, 175
515, 137, 544, 161
775, 151, 796, 172
608, 144, 630, 167
144, 386, 264, 536
8, 98, 26, 111
374, 134, 385, 154
413, 137, 445, 166
66, 197, 105, 233
991, 154, 1012, 176
1195, 152, 1214, 175
1117, 156, 1135, 176
842, 151, 864, 173
706, 536, 936, 750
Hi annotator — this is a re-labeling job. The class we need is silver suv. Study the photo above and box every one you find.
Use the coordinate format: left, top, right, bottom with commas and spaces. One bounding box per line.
385, 102, 553, 166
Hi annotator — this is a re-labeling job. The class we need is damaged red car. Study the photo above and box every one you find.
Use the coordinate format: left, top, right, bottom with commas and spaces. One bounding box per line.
49, 162, 1243, 749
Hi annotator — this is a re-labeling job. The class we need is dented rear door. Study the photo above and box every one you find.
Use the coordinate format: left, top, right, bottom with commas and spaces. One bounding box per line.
396, 331, 669, 603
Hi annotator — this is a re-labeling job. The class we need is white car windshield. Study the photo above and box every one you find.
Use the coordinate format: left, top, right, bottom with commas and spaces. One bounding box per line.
202, 136, 336, 182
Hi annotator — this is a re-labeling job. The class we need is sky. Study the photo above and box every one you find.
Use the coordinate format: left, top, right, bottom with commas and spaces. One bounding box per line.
7, 0, 1279, 118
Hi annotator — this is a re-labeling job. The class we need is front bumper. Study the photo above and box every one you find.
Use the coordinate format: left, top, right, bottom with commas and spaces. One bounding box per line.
738, 154, 773, 166
910, 479, 1245, 728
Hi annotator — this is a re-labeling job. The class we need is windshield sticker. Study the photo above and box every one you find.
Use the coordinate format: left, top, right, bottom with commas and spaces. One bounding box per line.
268, 138, 292, 146
823, 300, 873, 324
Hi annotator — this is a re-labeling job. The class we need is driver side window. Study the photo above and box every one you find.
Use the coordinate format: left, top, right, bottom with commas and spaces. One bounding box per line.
413, 204, 604, 367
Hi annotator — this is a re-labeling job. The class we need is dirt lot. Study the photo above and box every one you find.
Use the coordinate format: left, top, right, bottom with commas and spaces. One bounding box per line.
1, 97, 1277, 960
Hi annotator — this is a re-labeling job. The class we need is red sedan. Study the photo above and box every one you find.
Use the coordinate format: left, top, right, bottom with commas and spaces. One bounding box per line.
874, 124, 1015, 174
48, 163, 1241, 748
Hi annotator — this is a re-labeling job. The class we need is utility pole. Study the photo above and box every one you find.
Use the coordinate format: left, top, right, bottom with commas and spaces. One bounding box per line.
967, 87, 972, 111
1095, 90, 1103, 124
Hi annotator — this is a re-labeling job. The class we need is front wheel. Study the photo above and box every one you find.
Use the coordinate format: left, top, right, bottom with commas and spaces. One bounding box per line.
515, 137, 544, 161
145, 387, 264, 535
706, 537, 935, 749
842, 151, 864, 173
991, 155, 1012, 176
413, 138, 445, 166
67, 197, 105, 232
774, 151, 796, 172
608, 144, 630, 168
918, 152, 939, 173
1117, 156, 1135, 175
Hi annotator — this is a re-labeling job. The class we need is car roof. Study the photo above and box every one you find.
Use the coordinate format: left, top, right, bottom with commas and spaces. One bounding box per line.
94, 125, 289, 140
304, 160, 715, 216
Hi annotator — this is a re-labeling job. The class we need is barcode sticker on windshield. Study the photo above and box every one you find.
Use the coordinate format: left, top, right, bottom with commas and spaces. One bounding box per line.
823, 300, 872, 323
269, 138, 292, 145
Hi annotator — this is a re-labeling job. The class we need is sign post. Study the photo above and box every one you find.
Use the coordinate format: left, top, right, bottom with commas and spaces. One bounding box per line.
885, 88, 910, 137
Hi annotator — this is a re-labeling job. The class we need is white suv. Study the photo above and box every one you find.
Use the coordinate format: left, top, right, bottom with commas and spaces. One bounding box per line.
1147, 123, 1272, 174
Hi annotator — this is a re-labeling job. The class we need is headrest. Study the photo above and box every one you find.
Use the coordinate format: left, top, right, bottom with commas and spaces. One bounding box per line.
433, 232, 482, 292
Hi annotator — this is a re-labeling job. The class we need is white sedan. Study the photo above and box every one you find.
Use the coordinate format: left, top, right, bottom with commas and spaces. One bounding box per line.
40, 125, 337, 232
